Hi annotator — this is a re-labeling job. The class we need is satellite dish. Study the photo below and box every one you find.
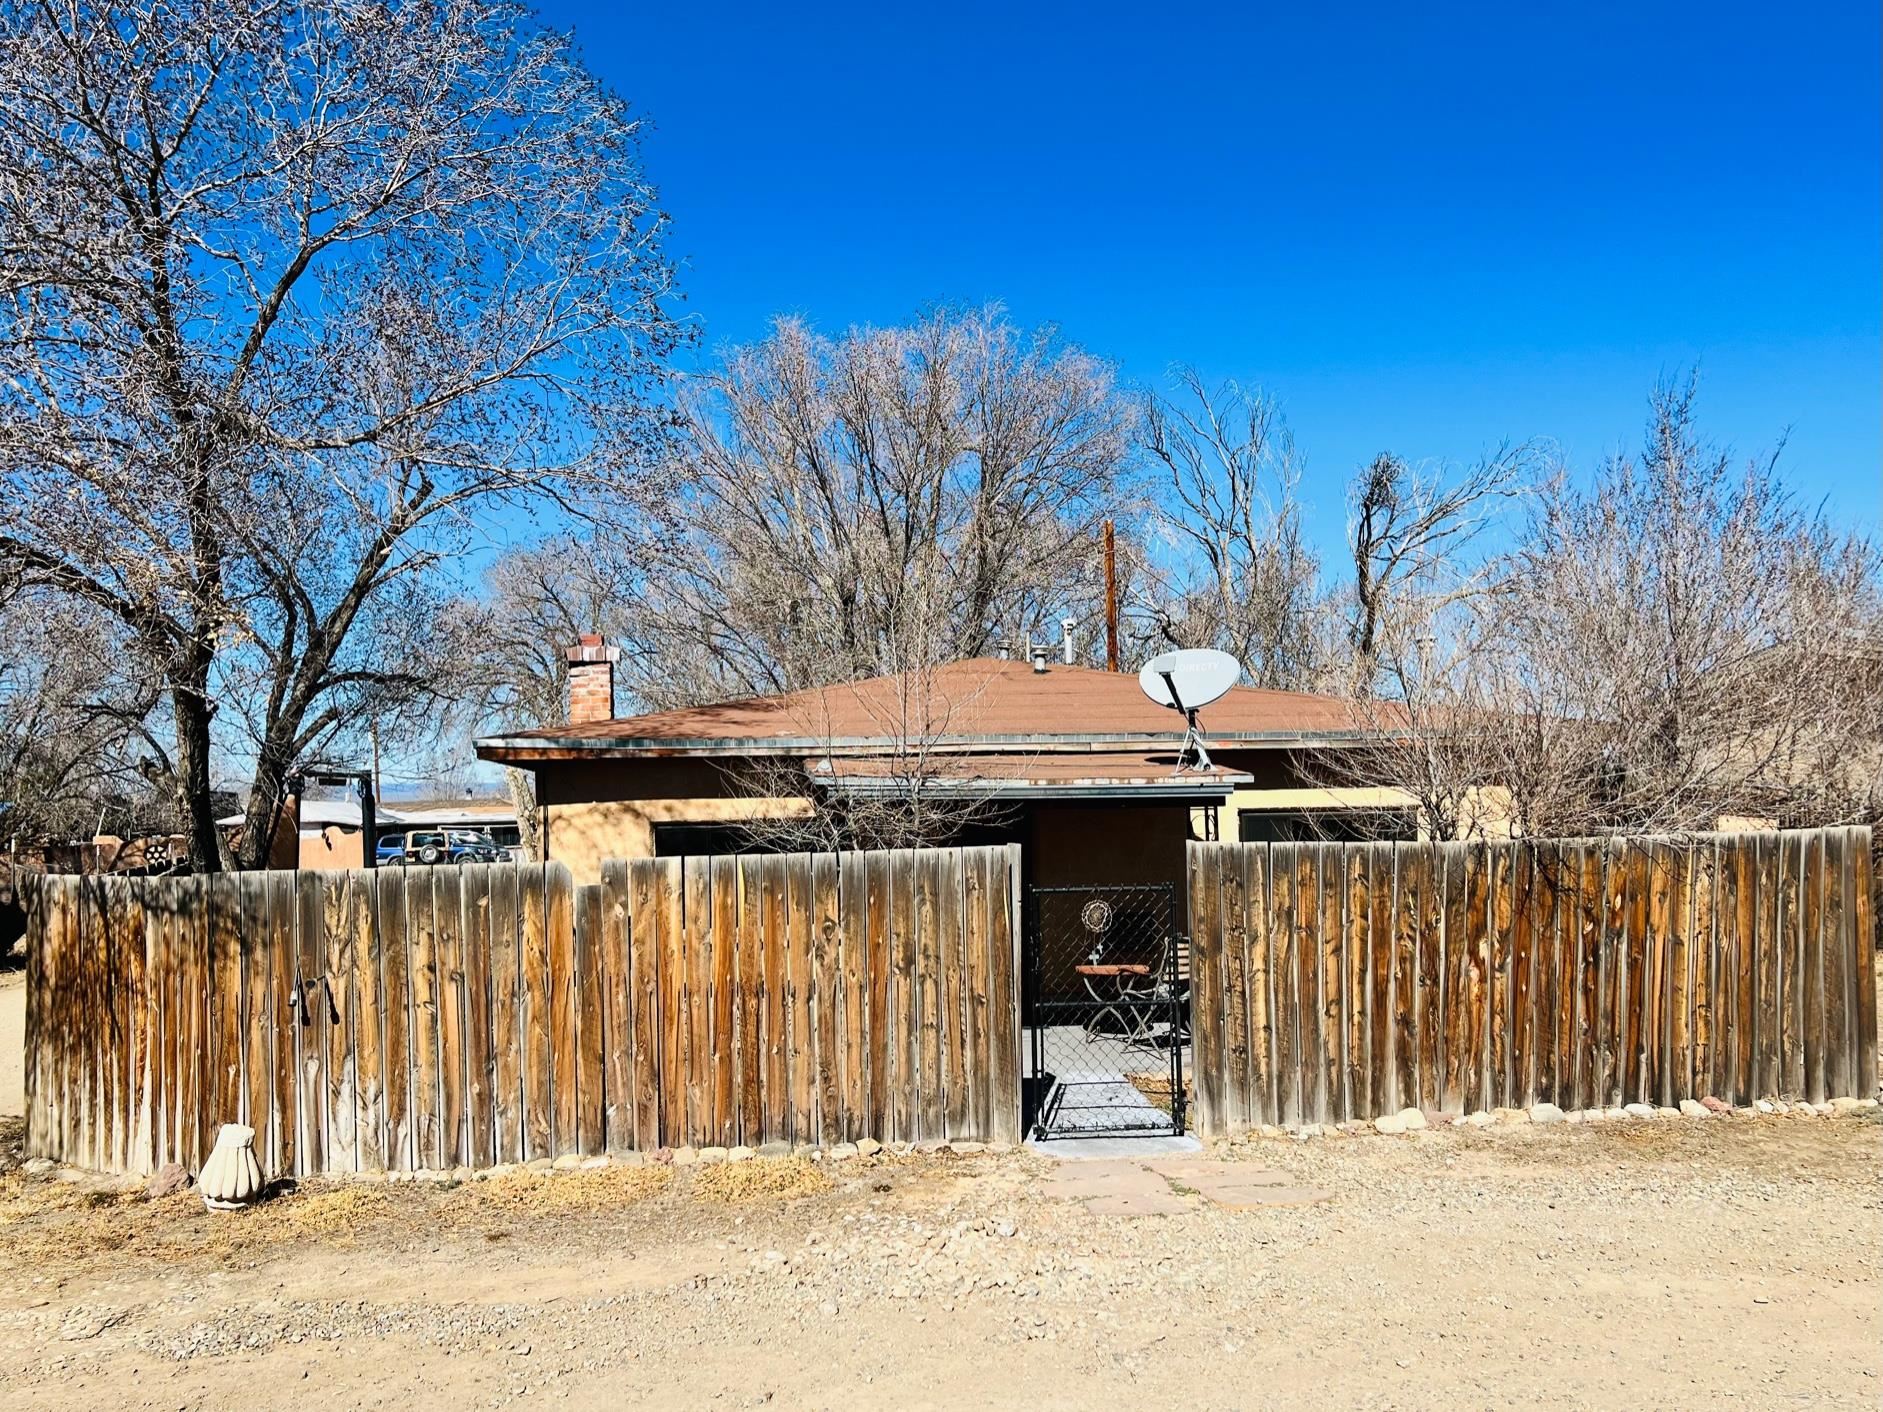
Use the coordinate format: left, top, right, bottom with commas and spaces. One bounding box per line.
1137, 649, 1242, 774
1138, 649, 1240, 712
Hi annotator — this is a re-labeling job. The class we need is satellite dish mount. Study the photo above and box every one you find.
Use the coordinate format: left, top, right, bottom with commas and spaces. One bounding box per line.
1161, 670, 1213, 773
1137, 650, 1241, 776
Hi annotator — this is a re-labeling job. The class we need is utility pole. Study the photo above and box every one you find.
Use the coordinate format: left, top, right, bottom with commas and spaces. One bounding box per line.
369, 720, 382, 806
358, 771, 377, 872
1103, 518, 1120, 672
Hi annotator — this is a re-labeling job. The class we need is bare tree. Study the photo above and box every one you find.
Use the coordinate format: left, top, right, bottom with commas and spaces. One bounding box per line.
455, 537, 646, 858
1478, 376, 1883, 834
629, 307, 1135, 704
1346, 445, 1532, 695
1323, 377, 1883, 839
0, 0, 683, 869
727, 646, 1023, 853
1135, 369, 1334, 688
0, 589, 173, 846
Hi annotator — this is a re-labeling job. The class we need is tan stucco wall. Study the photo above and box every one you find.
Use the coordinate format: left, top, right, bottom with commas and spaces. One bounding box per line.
533, 753, 818, 883
301, 825, 364, 871
1456, 786, 1516, 840
535, 757, 1206, 889
544, 795, 813, 885
526, 748, 1525, 887
1227, 783, 1420, 816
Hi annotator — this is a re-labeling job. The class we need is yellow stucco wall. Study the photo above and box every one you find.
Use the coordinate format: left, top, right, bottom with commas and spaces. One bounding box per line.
1206, 784, 1518, 842
528, 751, 1528, 886
532, 757, 1206, 888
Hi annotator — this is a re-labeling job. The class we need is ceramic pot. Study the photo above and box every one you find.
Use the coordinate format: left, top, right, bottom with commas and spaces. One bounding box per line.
199, 1123, 264, 1211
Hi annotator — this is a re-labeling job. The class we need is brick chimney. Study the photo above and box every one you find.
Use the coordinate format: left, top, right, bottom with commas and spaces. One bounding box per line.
565, 633, 620, 724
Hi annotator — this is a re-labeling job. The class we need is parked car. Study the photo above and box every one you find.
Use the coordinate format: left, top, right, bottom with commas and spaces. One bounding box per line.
445, 829, 506, 863
377, 829, 505, 866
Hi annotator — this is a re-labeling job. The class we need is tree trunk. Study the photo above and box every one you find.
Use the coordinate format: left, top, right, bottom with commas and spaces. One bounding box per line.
171, 679, 222, 873
234, 740, 298, 871
505, 767, 543, 862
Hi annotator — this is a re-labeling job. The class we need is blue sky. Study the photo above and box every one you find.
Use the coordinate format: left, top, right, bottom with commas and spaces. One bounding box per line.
537, 1, 1880, 557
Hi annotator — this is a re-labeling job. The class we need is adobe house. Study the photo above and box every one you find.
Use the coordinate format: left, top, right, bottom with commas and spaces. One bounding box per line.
474, 637, 1425, 890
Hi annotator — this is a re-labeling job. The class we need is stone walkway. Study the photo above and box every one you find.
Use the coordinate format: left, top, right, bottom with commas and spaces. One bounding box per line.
1038, 1155, 1335, 1216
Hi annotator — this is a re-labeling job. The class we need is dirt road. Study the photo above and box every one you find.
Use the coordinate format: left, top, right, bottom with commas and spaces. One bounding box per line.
0, 1110, 1876, 1412
0, 966, 1877, 1409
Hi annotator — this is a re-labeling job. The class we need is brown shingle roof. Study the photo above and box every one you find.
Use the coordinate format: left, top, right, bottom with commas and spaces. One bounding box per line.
476, 658, 1400, 761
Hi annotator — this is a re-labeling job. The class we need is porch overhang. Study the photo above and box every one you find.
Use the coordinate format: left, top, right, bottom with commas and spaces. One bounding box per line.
824, 778, 1243, 802
808, 751, 1250, 802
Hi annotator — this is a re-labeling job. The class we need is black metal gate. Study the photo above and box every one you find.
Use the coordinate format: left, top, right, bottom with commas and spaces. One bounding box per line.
1024, 883, 1187, 1139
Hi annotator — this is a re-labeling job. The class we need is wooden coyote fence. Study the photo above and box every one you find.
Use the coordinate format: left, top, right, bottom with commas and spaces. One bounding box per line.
22, 844, 1022, 1178
1186, 827, 1877, 1136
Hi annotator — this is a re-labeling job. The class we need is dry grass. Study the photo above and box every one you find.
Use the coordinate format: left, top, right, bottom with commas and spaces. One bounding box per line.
1125, 1071, 1192, 1119
0, 1173, 139, 1228
130, 1183, 398, 1262
0, 1163, 679, 1267
0, 1188, 166, 1263
447, 1164, 670, 1220
249, 1184, 392, 1241
689, 1157, 830, 1204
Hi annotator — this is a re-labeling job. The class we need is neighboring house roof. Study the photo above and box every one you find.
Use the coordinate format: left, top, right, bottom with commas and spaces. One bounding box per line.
395, 801, 517, 827
476, 657, 1399, 762
215, 800, 408, 830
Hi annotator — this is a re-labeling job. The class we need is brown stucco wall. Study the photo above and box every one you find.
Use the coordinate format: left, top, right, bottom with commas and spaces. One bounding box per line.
1023, 801, 1192, 892
531, 756, 1215, 889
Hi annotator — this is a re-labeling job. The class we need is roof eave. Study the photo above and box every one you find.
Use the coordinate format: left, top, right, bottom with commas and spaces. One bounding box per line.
474, 729, 1394, 764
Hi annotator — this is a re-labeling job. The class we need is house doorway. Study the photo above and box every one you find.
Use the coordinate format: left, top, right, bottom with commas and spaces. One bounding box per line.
1023, 882, 1188, 1140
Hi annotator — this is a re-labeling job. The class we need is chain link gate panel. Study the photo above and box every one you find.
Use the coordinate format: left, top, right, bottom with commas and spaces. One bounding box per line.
1025, 883, 1187, 1139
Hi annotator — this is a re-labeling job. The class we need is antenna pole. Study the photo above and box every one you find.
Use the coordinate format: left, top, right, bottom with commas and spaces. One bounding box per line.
1179, 709, 1214, 773
1103, 519, 1119, 672
1157, 670, 1212, 773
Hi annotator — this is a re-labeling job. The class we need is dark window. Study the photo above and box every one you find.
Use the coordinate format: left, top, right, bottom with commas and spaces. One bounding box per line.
653, 822, 772, 857
1237, 810, 1417, 844
655, 816, 1022, 858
